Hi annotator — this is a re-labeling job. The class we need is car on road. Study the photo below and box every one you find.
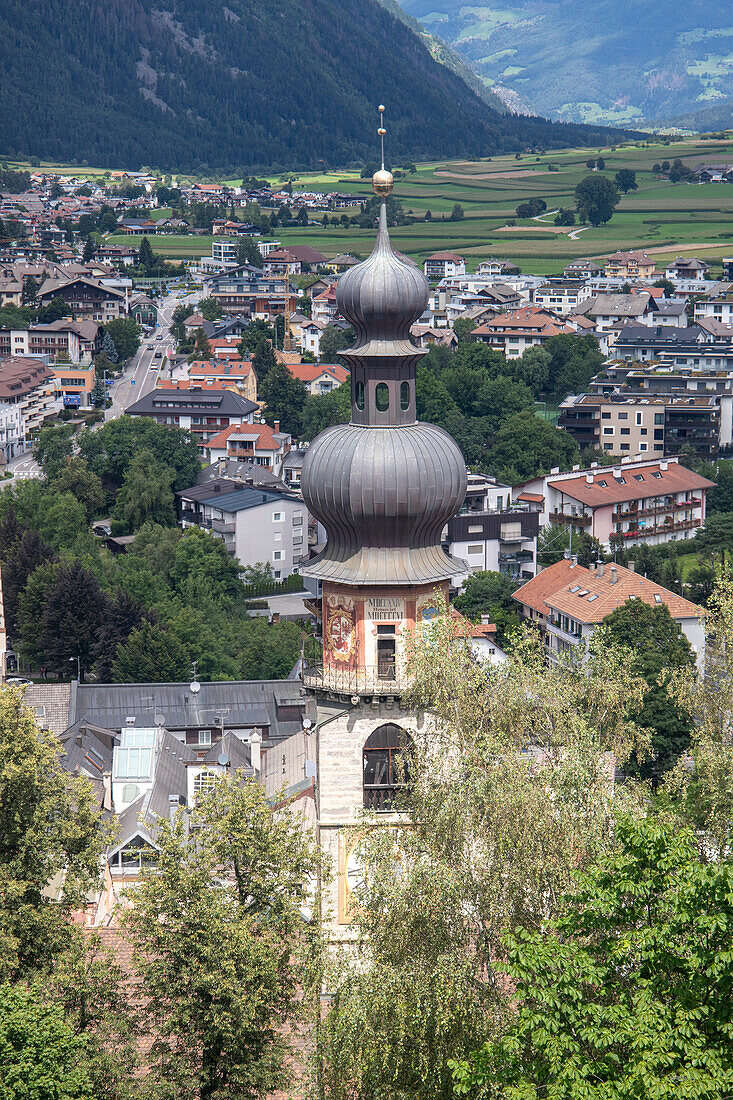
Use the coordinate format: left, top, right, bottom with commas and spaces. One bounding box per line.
6, 677, 33, 686
147, 344, 154, 349
156, 334, 164, 341
154, 351, 163, 359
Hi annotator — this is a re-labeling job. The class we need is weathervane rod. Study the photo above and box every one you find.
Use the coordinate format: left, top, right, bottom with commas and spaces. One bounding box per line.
378, 104, 386, 171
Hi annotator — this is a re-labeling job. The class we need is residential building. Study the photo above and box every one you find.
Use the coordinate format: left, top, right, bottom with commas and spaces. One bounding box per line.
203, 421, 292, 476
424, 252, 466, 279
262, 249, 303, 276
128, 293, 156, 328
572, 292, 657, 332
533, 281, 593, 315
311, 284, 339, 326
513, 557, 705, 666
693, 164, 733, 183
0, 402, 25, 461
563, 259, 604, 279
287, 361, 349, 395
475, 259, 521, 277
297, 318, 326, 357
515, 456, 714, 549
0, 356, 60, 442
187, 359, 257, 403
559, 391, 721, 459
472, 306, 576, 357
125, 388, 257, 453
446, 509, 539, 581
323, 254, 359, 274
208, 273, 298, 319
35, 276, 126, 321
665, 258, 710, 281
694, 288, 733, 325
603, 251, 656, 279
177, 482, 307, 576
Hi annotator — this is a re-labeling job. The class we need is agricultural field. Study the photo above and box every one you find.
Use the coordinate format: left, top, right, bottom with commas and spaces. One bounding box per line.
28, 134, 733, 275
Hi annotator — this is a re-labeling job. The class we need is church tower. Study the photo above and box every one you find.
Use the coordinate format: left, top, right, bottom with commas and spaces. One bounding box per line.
301, 110, 467, 933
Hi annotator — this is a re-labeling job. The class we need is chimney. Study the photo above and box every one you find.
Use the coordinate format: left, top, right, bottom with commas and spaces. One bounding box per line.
660, 460, 668, 471
610, 566, 618, 585
597, 560, 605, 578
274, 420, 280, 433
480, 612, 492, 624
589, 562, 596, 574
586, 473, 593, 484
564, 548, 571, 560
627, 560, 635, 573
250, 729, 262, 773
570, 554, 577, 568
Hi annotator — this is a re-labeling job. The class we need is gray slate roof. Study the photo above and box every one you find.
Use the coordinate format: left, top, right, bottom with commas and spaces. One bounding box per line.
70, 680, 306, 742
125, 389, 258, 417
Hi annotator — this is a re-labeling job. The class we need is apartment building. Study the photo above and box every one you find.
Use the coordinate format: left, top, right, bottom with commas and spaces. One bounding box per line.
176, 482, 307, 577
603, 251, 656, 279
513, 557, 704, 666
533, 281, 593, 316
694, 288, 733, 325
472, 306, 576, 357
187, 359, 258, 404
515, 456, 714, 549
424, 252, 466, 280
203, 422, 292, 477
35, 277, 127, 321
446, 509, 539, 582
0, 356, 60, 443
51, 364, 95, 409
559, 392, 721, 459
125, 388, 257, 453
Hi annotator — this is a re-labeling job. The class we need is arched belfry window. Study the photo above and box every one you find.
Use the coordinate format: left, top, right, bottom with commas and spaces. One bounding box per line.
363, 724, 413, 810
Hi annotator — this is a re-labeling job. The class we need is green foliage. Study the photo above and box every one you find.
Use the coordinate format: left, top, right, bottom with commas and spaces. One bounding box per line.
78, 415, 200, 494
515, 197, 547, 218
301, 381, 351, 439
696, 511, 733, 570
198, 295, 222, 321
251, 338, 278, 380
104, 317, 140, 362
454, 816, 733, 1100
111, 620, 190, 683
452, 317, 476, 343
0, 688, 105, 977
112, 448, 176, 533
601, 600, 694, 778
450, 203, 465, 220
49, 458, 105, 520
614, 167, 638, 192
574, 173, 620, 226
0, 981, 92, 1100
121, 776, 320, 1099
453, 570, 521, 648
319, 324, 356, 367
553, 207, 575, 225
487, 410, 579, 482
238, 618, 303, 680
258, 361, 308, 437
19, 560, 106, 678
706, 459, 733, 514
33, 423, 75, 481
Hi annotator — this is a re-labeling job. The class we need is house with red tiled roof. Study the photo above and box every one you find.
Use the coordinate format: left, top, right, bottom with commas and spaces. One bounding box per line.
449, 607, 507, 664
312, 284, 339, 326
287, 361, 349, 395
513, 455, 715, 550
204, 421, 292, 476
188, 358, 257, 403
513, 557, 705, 666
472, 306, 576, 357
424, 252, 466, 279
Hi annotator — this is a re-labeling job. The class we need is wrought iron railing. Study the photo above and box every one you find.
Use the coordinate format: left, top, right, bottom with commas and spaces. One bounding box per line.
302, 660, 412, 696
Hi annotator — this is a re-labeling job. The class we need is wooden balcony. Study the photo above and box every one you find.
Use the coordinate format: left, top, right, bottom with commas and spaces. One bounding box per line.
549, 510, 591, 526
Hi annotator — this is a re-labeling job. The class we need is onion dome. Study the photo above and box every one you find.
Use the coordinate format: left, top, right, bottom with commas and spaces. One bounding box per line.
301, 422, 466, 585
300, 135, 467, 589
336, 201, 429, 356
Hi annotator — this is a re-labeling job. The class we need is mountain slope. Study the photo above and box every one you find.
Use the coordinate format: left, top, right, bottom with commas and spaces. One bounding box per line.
0, 0, 632, 171
399, 0, 733, 127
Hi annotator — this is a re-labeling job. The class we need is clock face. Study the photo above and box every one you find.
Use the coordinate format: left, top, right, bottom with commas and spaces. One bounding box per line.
327, 609, 355, 660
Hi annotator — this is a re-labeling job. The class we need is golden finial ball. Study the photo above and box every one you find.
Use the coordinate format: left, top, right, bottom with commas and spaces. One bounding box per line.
378, 127, 387, 136
378, 104, 386, 113
372, 169, 394, 196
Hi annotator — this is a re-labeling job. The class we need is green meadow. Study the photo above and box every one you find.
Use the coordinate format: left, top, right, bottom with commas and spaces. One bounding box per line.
23, 134, 733, 275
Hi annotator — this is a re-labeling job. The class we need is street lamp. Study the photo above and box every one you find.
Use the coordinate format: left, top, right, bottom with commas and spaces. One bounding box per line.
69, 655, 81, 682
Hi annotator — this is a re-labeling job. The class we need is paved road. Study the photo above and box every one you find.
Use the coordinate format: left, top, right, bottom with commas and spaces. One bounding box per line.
6, 451, 41, 481
106, 289, 200, 419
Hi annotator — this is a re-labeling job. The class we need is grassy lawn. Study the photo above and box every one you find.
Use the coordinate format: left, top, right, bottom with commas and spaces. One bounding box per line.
22, 134, 733, 272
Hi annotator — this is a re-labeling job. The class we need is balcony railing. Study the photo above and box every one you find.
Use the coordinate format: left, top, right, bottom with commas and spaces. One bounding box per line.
302, 660, 412, 697
549, 510, 591, 526
621, 518, 701, 539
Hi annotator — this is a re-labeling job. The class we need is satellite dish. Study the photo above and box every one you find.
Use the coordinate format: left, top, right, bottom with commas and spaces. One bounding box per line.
154, 712, 166, 726
189, 680, 201, 694
217, 753, 230, 767
303, 717, 312, 729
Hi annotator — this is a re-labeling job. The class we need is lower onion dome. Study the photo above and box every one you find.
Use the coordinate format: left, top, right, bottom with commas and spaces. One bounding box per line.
301, 422, 467, 586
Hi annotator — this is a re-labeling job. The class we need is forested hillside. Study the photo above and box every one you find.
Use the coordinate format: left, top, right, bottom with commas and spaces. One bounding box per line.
400, 0, 733, 127
0, 0, 632, 171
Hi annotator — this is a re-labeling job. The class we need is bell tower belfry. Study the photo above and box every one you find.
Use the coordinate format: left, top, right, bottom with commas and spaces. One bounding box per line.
300, 109, 467, 933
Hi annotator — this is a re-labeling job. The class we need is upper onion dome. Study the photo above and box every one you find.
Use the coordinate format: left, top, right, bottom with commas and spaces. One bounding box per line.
336, 201, 429, 351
